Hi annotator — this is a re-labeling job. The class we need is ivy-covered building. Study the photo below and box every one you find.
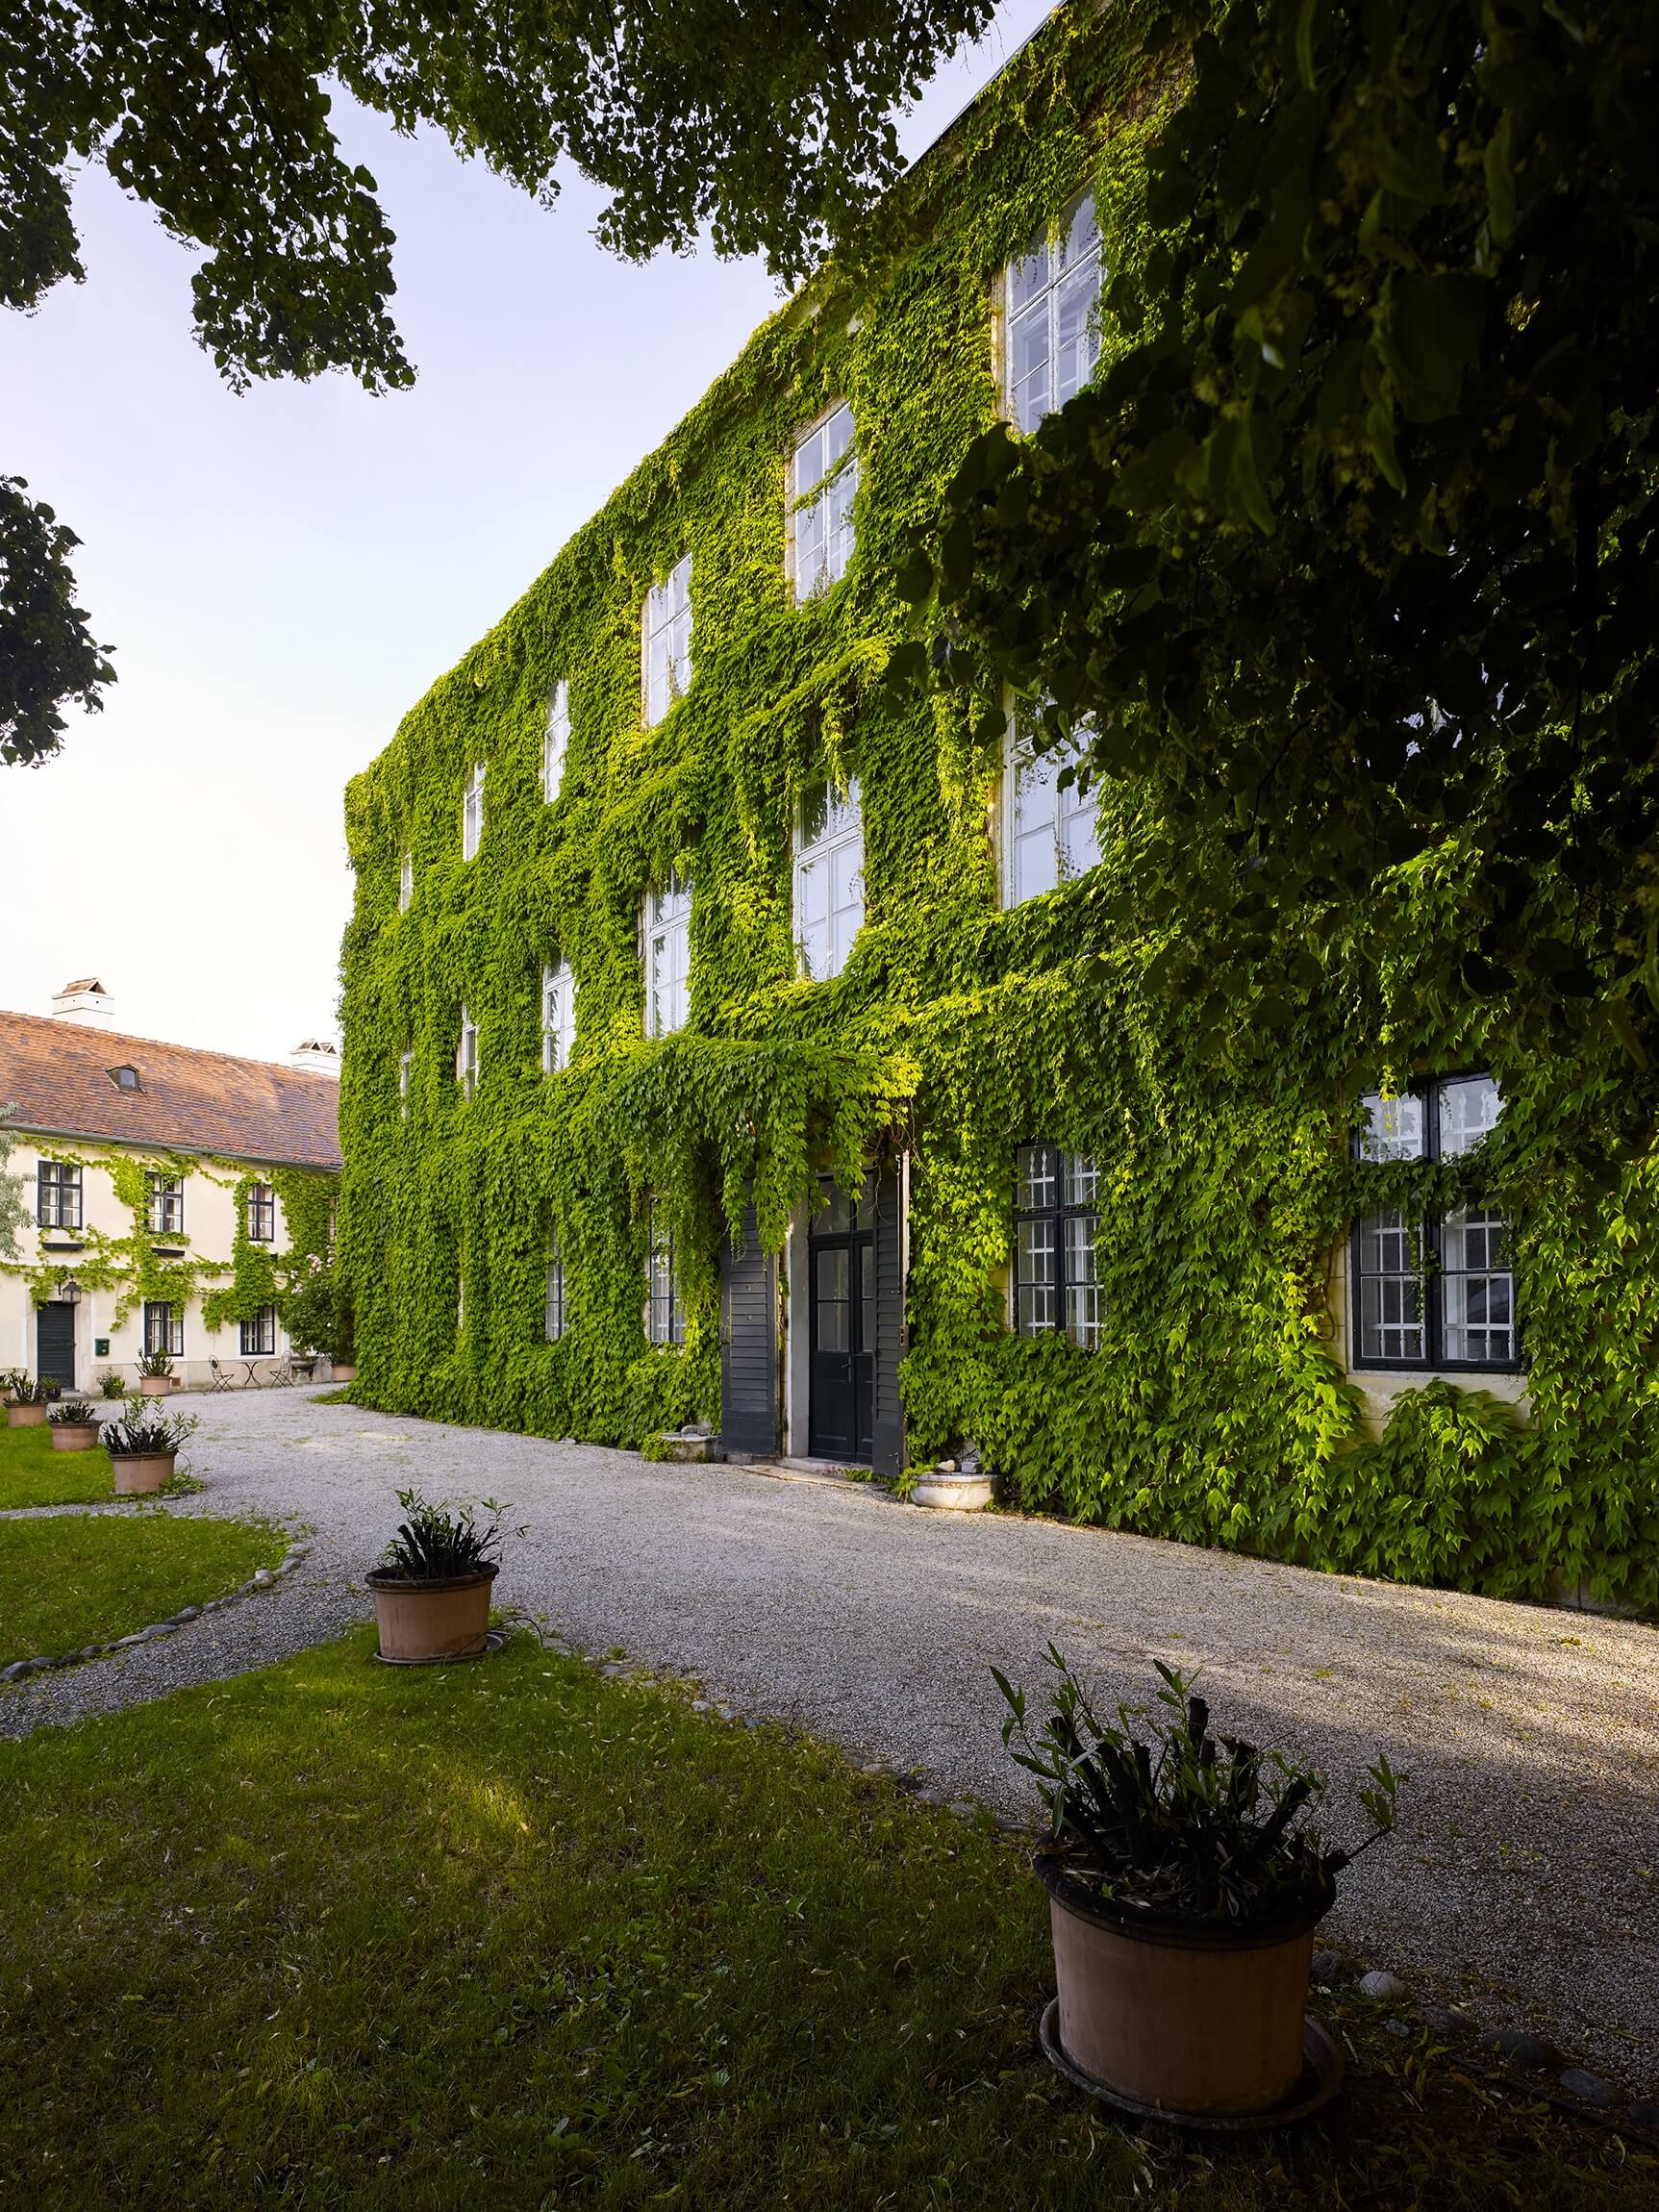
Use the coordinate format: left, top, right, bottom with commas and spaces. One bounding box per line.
0, 993, 341, 1391
339, 5, 1657, 1611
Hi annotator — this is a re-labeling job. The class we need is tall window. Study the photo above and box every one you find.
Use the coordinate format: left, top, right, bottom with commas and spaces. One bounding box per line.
462, 765, 486, 860
789, 403, 857, 598
1352, 1074, 1517, 1370
543, 681, 570, 802
239, 1306, 277, 1357
541, 959, 577, 1073
794, 779, 865, 980
457, 1007, 478, 1100
643, 555, 692, 724
143, 1301, 184, 1357
1005, 195, 1103, 434
146, 1172, 185, 1236
398, 852, 414, 914
1013, 1144, 1103, 1349
643, 878, 692, 1036
545, 1223, 566, 1342
245, 1183, 276, 1242
398, 1050, 413, 1116
37, 1160, 82, 1230
1005, 706, 1102, 904
646, 1200, 684, 1346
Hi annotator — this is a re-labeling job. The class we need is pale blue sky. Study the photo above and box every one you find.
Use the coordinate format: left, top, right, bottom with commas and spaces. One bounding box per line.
0, 5, 1054, 1061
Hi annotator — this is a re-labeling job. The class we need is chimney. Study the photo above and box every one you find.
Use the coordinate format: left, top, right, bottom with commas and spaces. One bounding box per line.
289, 1038, 340, 1078
52, 977, 114, 1028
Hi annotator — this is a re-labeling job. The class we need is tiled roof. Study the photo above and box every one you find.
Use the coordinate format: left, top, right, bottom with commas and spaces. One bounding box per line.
0, 1011, 341, 1170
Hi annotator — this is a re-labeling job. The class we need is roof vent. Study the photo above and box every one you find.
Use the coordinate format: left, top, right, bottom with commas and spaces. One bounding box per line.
289, 1038, 340, 1078
51, 977, 114, 1028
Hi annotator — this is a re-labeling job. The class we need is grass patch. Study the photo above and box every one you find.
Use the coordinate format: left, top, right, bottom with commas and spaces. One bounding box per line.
0, 1633, 1649, 2209
0, 1512, 283, 1662
0, 1420, 117, 1509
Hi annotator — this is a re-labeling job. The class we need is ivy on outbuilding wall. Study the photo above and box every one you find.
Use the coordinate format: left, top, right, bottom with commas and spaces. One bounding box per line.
338, 0, 1658, 1615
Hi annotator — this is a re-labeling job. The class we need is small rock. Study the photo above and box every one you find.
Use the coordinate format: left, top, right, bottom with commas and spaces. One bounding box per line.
1558, 2068, 1618, 2109
173, 1605, 201, 1622
1311, 1949, 1345, 1989
252, 1569, 275, 1586
1627, 2103, 1659, 2137
2, 1659, 35, 1683
1384, 2019, 1412, 2040
690, 1698, 710, 1712
1358, 1971, 1408, 2001
1480, 2027, 1561, 2072
938, 1458, 956, 1473
1420, 2006, 1461, 2034
113, 1634, 148, 1648
947, 1800, 979, 1821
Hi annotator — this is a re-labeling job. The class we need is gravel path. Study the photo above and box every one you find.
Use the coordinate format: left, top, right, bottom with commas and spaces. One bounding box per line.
4, 1389, 1656, 2094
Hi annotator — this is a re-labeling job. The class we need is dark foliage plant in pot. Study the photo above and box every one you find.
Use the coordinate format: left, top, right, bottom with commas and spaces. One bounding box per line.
102, 1411, 198, 1495
47, 1399, 101, 1451
5, 1375, 52, 1425
994, 1649, 1403, 2121
365, 1489, 513, 1666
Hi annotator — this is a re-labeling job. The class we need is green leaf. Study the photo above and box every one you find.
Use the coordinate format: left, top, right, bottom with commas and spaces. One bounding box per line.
1483, 112, 1516, 245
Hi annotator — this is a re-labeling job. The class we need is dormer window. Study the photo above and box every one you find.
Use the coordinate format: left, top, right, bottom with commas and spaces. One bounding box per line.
107, 1064, 141, 1093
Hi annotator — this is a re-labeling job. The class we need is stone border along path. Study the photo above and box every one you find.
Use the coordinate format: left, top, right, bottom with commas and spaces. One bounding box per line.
2, 1389, 1656, 2109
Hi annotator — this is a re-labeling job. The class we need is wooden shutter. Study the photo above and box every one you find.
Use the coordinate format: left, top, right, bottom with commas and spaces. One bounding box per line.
870, 1158, 907, 1478
719, 1198, 778, 1459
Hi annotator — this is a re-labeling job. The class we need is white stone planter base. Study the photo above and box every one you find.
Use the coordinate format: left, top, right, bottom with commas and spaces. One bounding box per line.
911, 1470, 993, 1512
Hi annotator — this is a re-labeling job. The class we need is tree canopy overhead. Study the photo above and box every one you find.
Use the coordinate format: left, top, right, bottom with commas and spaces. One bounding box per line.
912, 0, 1659, 1080
1, 0, 998, 761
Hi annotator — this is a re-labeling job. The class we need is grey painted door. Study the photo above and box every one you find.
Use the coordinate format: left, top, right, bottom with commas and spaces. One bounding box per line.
870, 1161, 907, 1479
719, 1200, 779, 1458
37, 1301, 76, 1393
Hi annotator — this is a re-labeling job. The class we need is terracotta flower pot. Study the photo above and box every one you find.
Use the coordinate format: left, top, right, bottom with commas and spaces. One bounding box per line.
332, 1362, 357, 1383
1036, 1851, 1330, 2118
138, 1374, 176, 1397
50, 1423, 100, 1452
366, 1565, 497, 1664
112, 1452, 175, 1496
7, 1402, 48, 1428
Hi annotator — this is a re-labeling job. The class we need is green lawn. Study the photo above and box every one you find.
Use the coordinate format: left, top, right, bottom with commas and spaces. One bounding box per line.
0, 1633, 1648, 2210
0, 1420, 119, 1508
0, 1512, 283, 1661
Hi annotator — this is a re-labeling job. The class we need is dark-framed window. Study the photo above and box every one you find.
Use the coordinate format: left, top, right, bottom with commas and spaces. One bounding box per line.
37, 1160, 82, 1230
246, 1182, 276, 1242
143, 1301, 184, 1356
1351, 1073, 1518, 1371
146, 1171, 185, 1236
645, 1199, 684, 1346
239, 1306, 277, 1357
545, 1224, 566, 1343
1013, 1144, 1103, 1348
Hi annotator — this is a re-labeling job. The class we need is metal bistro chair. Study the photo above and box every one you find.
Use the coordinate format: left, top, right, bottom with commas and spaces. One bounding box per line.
269, 1353, 295, 1389
208, 1360, 238, 1394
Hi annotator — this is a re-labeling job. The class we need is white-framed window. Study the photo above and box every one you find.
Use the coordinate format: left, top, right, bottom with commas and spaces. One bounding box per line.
462, 765, 486, 860
543, 681, 570, 802
1004, 194, 1103, 434
643, 877, 692, 1037
794, 779, 865, 981
239, 1306, 277, 1357
642, 554, 692, 725
456, 1007, 478, 1100
789, 402, 857, 599
1013, 1144, 1104, 1349
143, 1301, 184, 1357
398, 1050, 413, 1117
398, 852, 414, 914
1352, 1074, 1517, 1370
146, 1171, 185, 1237
1003, 704, 1102, 905
645, 1199, 684, 1346
541, 959, 577, 1073
545, 1223, 566, 1343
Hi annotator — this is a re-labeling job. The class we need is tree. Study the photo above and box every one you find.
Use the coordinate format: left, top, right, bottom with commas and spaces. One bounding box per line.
0, 1106, 30, 1261
1, 0, 996, 760
913, 0, 1659, 1072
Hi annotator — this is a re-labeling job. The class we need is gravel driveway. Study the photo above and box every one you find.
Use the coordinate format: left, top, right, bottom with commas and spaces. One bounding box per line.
4, 1388, 1657, 2095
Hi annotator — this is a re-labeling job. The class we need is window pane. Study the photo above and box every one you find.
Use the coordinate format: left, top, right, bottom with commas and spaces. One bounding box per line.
1356, 1208, 1426, 1363
1359, 1092, 1425, 1163
1016, 1143, 1058, 1213
1439, 1075, 1502, 1157
817, 1184, 851, 1235
1442, 1206, 1515, 1364
816, 1246, 849, 1350
1018, 1219, 1057, 1288
1007, 239, 1049, 316
1061, 1151, 1098, 1207
1064, 1211, 1103, 1349
1058, 760, 1103, 879
1053, 258, 1102, 410
1010, 301, 1051, 434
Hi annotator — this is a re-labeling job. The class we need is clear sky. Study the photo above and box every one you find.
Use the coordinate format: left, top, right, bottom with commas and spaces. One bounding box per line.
0, 5, 1056, 1064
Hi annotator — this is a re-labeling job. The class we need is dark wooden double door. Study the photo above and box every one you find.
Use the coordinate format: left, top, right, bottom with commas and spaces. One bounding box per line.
808, 1175, 876, 1464
37, 1302, 76, 1393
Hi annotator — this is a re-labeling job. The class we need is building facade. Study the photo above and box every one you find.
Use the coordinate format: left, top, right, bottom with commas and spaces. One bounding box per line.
0, 997, 341, 1391
338, 9, 1656, 1611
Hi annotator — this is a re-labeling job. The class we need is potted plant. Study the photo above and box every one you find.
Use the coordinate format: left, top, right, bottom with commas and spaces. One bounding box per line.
137, 1347, 177, 1396
0, 1367, 25, 1407
5, 1376, 51, 1428
48, 1399, 102, 1452
365, 1489, 510, 1664
96, 1369, 130, 1401
330, 1299, 356, 1384
995, 1649, 1402, 2123
102, 1410, 198, 1494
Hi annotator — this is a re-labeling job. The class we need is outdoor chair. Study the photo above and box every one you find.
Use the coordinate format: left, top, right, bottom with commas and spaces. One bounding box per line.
269, 1354, 295, 1389
208, 1360, 238, 1393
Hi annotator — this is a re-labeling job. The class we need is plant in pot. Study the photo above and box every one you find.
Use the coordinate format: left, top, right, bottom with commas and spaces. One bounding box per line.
137, 1346, 177, 1396
102, 1410, 198, 1495
994, 1648, 1403, 2124
365, 1489, 511, 1664
5, 1375, 52, 1427
47, 1399, 102, 1452
96, 1369, 130, 1401
0, 1367, 25, 1406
